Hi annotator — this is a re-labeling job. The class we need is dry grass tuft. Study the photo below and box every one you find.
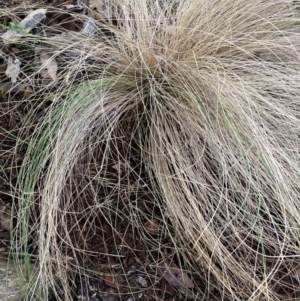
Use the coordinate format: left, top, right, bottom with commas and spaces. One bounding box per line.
2, 0, 300, 300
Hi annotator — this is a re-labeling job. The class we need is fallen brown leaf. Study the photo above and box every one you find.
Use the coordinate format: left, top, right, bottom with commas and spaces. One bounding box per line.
40, 52, 58, 81
104, 274, 124, 290
157, 263, 194, 289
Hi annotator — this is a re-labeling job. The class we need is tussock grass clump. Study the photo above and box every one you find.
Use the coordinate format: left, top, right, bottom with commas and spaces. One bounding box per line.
6, 0, 300, 300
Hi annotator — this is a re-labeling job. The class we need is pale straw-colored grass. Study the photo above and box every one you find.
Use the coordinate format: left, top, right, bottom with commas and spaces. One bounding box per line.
4, 0, 300, 300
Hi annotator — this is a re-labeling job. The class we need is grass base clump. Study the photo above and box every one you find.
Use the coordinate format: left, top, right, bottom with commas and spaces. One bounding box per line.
3, 0, 300, 300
